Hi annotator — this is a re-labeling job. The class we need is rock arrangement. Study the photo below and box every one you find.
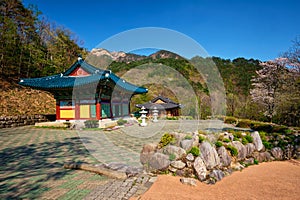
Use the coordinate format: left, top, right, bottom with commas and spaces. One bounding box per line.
0, 114, 50, 128
140, 130, 300, 184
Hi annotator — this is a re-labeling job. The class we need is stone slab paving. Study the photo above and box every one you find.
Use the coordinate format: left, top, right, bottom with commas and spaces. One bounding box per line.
0, 120, 229, 199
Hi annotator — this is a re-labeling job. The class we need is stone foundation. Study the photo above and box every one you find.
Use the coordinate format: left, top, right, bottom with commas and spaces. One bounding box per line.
0, 114, 53, 128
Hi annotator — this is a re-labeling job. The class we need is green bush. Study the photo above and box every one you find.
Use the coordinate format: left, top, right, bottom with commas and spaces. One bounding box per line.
244, 134, 253, 143
277, 140, 288, 149
63, 122, 71, 128
236, 119, 252, 128
215, 141, 223, 148
272, 125, 289, 133
233, 131, 243, 138
184, 135, 193, 140
262, 141, 272, 150
188, 146, 200, 157
226, 145, 238, 157
117, 118, 127, 126
251, 122, 273, 132
198, 130, 207, 135
166, 116, 178, 120
198, 135, 206, 143
242, 137, 248, 145
160, 133, 175, 147
84, 120, 99, 128
223, 138, 231, 143
254, 159, 259, 165
169, 153, 176, 161
259, 131, 267, 142
224, 116, 238, 124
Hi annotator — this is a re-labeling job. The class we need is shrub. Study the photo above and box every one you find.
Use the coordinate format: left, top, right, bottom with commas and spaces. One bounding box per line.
236, 119, 252, 128
226, 145, 238, 157
84, 120, 99, 128
117, 118, 127, 126
284, 129, 293, 134
251, 122, 273, 132
198, 130, 207, 135
160, 133, 175, 147
198, 135, 206, 143
166, 116, 178, 120
215, 141, 223, 148
63, 122, 71, 128
224, 116, 238, 124
188, 146, 200, 157
271, 125, 288, 133
254, 159, 259, 165
169, 153, 176, 161
233, 131, 243, 138
242, 137, 248, 145
259, 131, 267, 142
184, 135, 193, 140
263, 141, 272, 150
223, 138, 231, 143
277, 140, 288, 149
244, 134, 253, 143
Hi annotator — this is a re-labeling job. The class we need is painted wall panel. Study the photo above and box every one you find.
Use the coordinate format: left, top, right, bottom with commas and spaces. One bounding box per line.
60, 110, 75, 118
80, 105, 90, 118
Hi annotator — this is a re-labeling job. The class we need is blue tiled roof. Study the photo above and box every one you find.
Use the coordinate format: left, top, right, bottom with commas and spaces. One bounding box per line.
19, 59, 148, 94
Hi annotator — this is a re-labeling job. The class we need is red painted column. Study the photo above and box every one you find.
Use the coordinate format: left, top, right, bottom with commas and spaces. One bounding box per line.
75, 101, 80, 120
96, 102, 101, 120
56, 100, 60, 120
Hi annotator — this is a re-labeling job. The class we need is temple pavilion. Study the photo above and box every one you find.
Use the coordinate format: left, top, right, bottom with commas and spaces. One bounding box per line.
136, 95, 181, 117
19, 57, 148, 121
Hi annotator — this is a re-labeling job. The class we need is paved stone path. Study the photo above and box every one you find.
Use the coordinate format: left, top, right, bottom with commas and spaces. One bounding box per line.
0, 120, 229, 199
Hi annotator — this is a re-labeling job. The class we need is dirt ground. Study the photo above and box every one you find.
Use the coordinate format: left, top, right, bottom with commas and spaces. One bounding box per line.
134, 160, 300, 200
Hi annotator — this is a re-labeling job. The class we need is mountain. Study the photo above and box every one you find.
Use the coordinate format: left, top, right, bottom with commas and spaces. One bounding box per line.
88, 49, 183, 66
149, 50, 183, 60
90, 48, 127, 60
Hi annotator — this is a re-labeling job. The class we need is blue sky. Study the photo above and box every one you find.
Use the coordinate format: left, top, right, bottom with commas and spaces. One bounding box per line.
24, 0, 300, 61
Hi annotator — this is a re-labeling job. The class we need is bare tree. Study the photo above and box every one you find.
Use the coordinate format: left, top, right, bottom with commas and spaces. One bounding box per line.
282, 35, 300, 72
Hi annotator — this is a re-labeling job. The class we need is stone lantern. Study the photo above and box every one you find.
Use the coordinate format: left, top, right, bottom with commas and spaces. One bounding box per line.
139, 106, 148, 126
152, 107, 159, 122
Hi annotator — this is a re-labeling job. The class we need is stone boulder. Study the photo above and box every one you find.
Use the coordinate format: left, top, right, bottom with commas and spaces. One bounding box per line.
271, 147, 283, 160
193, 157, 207, 181
217, 146, 232, 167
162, 145, 186, 160
186, 153, 195, 162
199, 141, 220, 169
140, 143, 157, 165
192, 132, 199, 147
199, 142, 220, 169
232, 141, 247, 161
253, 151, 272, 162
251, 131, 264, 151
149, 153, 170, 171
283, 144, 294, 160
170, 132, 186, 146
180, 177, 197, 186
170, 160, 186, 169
176, 168, 194, 177
245, 143, 255, 158
244, 158, 254, 165
180, 139, 194, 152
230, 162, 244, 171
209, 169, 225, 182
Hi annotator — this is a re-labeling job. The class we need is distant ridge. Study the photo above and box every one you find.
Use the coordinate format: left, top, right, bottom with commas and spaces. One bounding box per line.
89, 48, 183, 65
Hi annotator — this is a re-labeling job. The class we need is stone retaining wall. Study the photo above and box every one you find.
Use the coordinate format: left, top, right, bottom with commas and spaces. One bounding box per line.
0, 114, 54, 128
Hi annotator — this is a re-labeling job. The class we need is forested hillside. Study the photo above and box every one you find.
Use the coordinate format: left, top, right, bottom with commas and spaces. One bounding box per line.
0, 0, 87, 82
